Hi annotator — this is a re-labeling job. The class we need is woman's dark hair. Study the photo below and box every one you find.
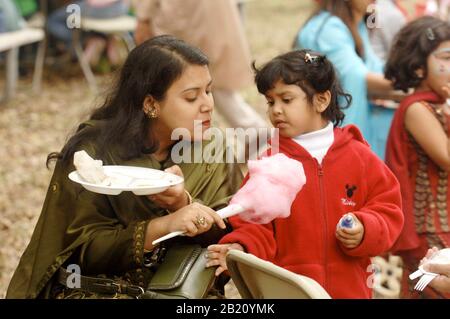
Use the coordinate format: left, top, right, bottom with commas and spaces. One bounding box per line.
47, 35, 209, 167
254, 49, 351, 127
385, 16, 450, 92
302, 0, 365, 58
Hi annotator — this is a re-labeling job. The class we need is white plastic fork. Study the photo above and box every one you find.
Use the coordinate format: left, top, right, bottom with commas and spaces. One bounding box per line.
409, 250, 441, 281
409, 268, 424, 280
414, 272, 438, 291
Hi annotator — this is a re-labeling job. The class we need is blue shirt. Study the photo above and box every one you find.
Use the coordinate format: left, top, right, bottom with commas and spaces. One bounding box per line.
297, 11, 394, 160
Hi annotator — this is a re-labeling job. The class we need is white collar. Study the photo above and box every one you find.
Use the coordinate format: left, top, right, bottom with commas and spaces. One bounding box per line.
292, 122, 334, 164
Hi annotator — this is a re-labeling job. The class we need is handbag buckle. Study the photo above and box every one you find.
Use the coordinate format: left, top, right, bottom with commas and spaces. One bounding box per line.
144, 245, 167, 268
111, 282, 145, 298
112, 282, 122, 294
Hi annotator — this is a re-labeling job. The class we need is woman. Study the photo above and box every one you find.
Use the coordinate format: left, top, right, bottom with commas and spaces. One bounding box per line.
296, 0, 400, 160
6, 35, 243, 299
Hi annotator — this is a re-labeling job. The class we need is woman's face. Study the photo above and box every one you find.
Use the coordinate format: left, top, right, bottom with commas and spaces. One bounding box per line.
153, 64, 214, 142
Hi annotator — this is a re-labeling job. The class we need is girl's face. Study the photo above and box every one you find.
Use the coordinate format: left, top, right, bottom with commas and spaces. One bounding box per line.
425, 40, 450, 99
152, 64, 214, 142
265, 80, 329, 138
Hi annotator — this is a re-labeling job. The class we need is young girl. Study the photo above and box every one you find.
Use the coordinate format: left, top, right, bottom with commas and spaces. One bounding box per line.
206, 49, 404, 299
384, 16, 450, 298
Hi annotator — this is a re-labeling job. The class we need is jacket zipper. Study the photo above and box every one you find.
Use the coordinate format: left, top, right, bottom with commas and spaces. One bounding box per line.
317, 162, 328, 291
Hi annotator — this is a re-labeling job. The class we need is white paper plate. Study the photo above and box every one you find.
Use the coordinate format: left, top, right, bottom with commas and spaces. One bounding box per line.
68, 165, 184, 195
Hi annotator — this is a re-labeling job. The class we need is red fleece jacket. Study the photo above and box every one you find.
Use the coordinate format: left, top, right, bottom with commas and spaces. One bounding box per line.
220, 125, 404, 299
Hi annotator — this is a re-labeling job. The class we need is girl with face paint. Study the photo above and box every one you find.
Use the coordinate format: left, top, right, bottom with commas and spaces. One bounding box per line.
385, 16, 450, 299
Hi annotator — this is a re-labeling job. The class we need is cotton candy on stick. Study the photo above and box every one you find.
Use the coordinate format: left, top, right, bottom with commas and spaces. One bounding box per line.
152, 153, 306, 245
230, 153, 306, 223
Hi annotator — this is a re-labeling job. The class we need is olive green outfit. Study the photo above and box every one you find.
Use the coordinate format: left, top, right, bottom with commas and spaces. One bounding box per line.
6, 121, 243, 298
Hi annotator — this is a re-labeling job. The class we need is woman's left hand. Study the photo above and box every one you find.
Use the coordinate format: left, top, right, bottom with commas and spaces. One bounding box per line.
147, 165, 189, 211
421, 247, 450, 294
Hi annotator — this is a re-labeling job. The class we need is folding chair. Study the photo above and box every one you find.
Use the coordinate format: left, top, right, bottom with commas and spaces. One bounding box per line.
0, 27, 45, 103
72, 15, 136, 92
226, 250, 331, 299
0, 0, 48, 104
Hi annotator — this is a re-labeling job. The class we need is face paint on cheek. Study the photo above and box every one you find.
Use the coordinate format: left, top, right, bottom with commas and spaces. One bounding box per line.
432, 48, 450, 75
431, 59, 450, 76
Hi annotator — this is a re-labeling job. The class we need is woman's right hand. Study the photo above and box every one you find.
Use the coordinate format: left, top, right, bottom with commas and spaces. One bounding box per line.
165, 202, 226, 237
421, 247, 450, 294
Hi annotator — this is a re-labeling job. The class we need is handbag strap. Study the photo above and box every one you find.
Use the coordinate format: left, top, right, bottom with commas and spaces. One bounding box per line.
57, 268, 145, 298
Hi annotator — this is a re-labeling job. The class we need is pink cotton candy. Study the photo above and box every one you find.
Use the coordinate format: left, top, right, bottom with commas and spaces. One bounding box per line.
230, 153, 306, 224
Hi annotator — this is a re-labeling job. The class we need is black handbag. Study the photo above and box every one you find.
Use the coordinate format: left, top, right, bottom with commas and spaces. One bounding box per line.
142, 244, 216, 299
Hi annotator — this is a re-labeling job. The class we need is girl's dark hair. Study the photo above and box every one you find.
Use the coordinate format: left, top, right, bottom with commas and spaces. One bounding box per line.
385, 16, 450, 92
47, 35, 209, 167
254, 49, 351, 127
303, 0, 365, 57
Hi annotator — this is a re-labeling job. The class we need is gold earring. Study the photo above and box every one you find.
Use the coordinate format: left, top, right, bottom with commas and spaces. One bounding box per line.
146, 108, 158, 119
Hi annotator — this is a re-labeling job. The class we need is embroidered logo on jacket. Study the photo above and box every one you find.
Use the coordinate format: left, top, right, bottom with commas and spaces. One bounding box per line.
341, 184, 357, 206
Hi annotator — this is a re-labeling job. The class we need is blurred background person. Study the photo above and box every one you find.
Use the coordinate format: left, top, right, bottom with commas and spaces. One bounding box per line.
133, 0, 268, 136
47, 0, 130, 68
295, 0, 401, 160
13, 0, 38, 21
369, 0, 408, 61
384, 16, 450, 299
0, 0, 26, 33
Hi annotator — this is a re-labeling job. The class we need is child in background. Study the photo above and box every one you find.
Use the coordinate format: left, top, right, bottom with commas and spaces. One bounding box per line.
385, 16, 450, 298
206, 50, 404, 299
47, 0, 129, 67
369, 0, 408, 62
296, 0, 400, 161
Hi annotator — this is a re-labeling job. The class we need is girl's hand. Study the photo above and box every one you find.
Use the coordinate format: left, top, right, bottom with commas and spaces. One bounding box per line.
335, 213, 365, 249
206, 243, 245, 276
147, 165, 189, 212
165, 202, 226, 237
